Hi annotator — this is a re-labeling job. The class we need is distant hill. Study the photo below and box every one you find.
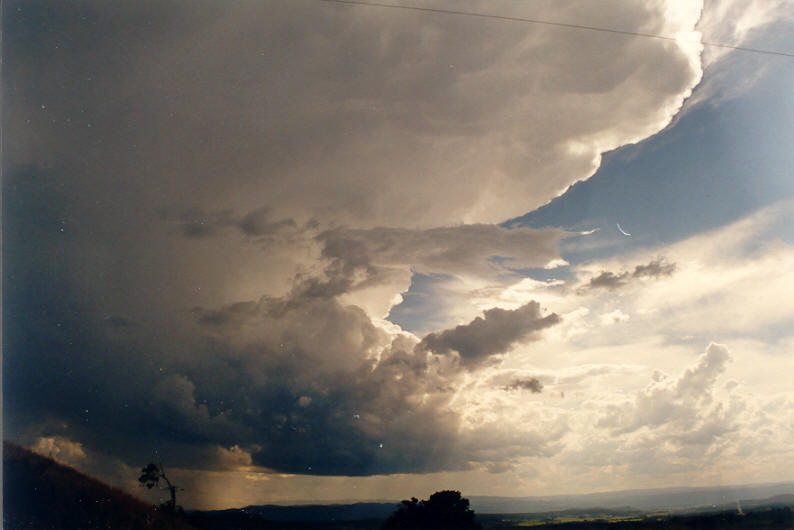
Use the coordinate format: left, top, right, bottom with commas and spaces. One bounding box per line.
217, 483, 794, 522
189, 496, 794, 530
3, 441, 195, 530
199, 486, 794, 529
468, 482, 794, 513
236, 503, 399, 522
482, 505, 794, 530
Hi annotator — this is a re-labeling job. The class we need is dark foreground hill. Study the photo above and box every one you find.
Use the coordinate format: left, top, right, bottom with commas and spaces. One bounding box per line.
3, 441, 195, 530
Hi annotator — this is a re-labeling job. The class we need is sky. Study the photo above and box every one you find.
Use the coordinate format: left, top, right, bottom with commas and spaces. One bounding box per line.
4, 0, 794, 511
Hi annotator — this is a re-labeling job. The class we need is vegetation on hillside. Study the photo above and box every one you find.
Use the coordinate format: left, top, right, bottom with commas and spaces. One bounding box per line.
139, 461, 183, 514
382, 490, 482, 530
3, 441, 195, 530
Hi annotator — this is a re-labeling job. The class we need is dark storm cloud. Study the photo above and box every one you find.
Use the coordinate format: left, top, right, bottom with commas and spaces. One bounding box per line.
4, 260, 460, 475
3, 163, 565, 476
419, 302, 561, 367
5, 191, 562, 476
2, 166, 247, 461
142, 295, 468, 475
504, 378, 544, 393
580, 258, 676, 292
3, 183, 536, 477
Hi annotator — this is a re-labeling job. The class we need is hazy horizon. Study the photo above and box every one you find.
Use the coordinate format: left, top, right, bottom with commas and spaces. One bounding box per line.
198, 478, 794, 509
4, 0, 794, 511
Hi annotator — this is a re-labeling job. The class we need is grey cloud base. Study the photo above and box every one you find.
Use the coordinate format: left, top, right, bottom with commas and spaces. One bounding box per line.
4, 167, 561, 476
5, 284, 558, 476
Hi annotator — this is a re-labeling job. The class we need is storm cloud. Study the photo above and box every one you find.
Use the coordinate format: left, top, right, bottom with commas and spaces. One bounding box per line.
4, 208, 563, 477
4, 0, 737, 498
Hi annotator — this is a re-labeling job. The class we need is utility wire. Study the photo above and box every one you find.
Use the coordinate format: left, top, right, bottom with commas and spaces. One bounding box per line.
317, 0, 794, 58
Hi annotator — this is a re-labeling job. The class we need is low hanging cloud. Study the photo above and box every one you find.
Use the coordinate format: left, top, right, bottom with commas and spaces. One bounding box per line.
419, 301, 561, 368
214, 445, 254, 471
31, 436, 87, 466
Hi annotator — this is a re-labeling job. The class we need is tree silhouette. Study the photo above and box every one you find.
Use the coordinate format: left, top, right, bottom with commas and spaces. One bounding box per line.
138, 462, 182, 514
382, 490, 482, 530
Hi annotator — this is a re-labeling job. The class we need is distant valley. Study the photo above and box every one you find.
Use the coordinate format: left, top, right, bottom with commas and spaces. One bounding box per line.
5, 441, 794, 530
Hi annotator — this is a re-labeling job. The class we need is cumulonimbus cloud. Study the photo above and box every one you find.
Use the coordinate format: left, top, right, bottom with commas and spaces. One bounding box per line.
2, 0, 720, 488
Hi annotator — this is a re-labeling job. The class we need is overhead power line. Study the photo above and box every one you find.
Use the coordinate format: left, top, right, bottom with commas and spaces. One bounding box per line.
317, 0, 794, 58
